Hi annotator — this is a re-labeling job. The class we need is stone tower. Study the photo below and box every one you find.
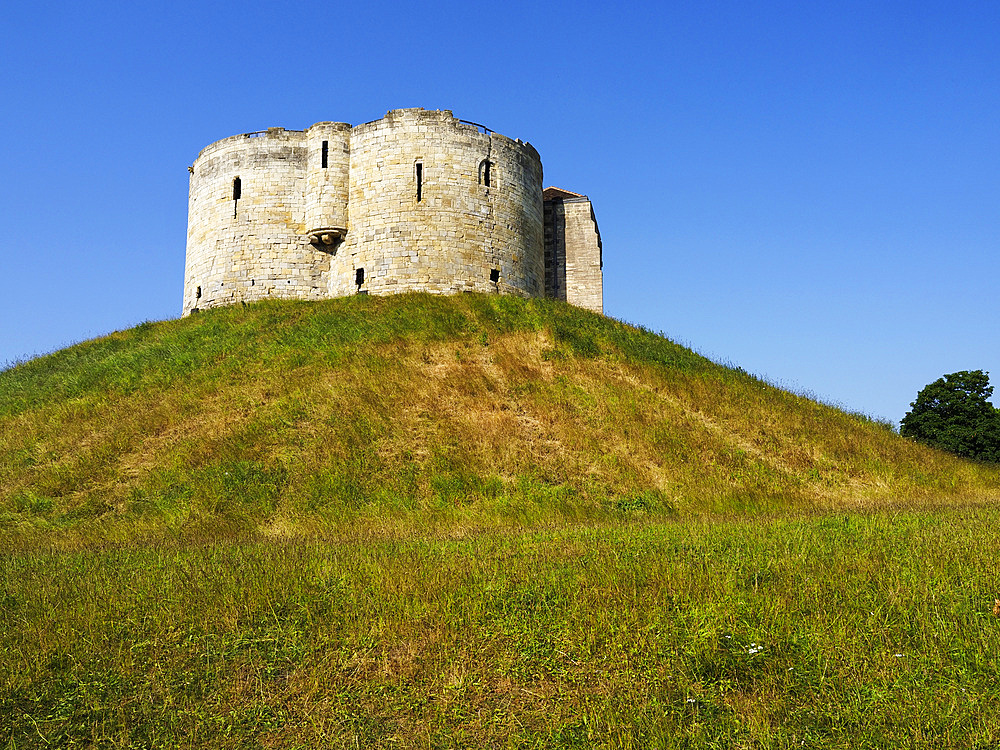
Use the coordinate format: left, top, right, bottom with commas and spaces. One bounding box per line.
183, 109, 603, 315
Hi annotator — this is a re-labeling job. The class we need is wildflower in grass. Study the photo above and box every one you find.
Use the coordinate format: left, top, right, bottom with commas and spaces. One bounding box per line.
894, 653, 904, 658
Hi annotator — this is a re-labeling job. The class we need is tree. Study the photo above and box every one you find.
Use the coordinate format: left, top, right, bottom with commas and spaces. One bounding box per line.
900, 370, 1000, 462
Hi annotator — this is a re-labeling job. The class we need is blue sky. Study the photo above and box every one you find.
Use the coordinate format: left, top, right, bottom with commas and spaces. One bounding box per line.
1, 0, 998, 424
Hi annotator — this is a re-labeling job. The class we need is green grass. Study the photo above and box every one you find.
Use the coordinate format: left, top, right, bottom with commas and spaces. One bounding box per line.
3, 507, 1000, 747
2, 293, 1000, 746
2, 293, 997, 551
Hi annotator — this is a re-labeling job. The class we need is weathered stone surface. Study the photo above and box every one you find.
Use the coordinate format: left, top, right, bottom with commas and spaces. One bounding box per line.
182, 109, 603, 315
543, 187, 604, 314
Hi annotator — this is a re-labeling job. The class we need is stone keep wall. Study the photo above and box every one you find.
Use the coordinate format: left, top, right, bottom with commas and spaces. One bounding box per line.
543, 189, 604, 314
328, 109, 544, 298
184, 109, 597, 316
184, 128, 331, 315
304, 122, 351, 245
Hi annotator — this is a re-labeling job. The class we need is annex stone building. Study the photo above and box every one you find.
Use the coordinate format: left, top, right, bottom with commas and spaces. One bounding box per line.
183, 108, 603, 315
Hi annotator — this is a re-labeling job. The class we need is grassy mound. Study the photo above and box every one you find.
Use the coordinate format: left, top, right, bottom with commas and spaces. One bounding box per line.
2, 293, 997, 551
4, 294, 1000, 747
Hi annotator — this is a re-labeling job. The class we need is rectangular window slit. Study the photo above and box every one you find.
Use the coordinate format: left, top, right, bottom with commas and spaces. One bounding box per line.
321, 141, 329, 168
489, 268, 500, 283
415, 162, 423, 202
233, 177, 241, 200
355, 268, 365, 287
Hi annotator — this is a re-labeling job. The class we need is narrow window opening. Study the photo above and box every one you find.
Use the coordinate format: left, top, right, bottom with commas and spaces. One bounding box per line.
232, 177, 241, 200
196, 285, 202, 298
415, 162, 423, 202
489, 268, 500, 284
321, 141, 329, 168
479, 159, 493, 187
355, 268, 365, 288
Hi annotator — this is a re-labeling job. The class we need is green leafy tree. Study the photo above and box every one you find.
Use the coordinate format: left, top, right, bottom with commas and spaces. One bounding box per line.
900, 370, 1000, 462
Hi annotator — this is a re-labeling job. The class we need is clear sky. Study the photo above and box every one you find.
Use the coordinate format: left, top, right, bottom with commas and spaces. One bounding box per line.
1, 0, 997, 424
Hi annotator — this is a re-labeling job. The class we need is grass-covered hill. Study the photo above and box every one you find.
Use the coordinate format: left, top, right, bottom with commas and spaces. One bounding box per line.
4, 294, 1000, 748
1, 293, 997, 551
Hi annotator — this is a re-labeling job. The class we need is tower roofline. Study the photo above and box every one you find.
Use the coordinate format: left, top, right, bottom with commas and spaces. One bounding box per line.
543, 186, 586, 201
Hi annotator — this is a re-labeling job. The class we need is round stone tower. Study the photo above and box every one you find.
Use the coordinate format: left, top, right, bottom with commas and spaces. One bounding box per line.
184, 127, 326, 314
328, 108, 544, 298
182, 109, 547, 315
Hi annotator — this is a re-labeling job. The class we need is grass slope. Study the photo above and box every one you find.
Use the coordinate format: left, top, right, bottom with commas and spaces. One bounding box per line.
1, 293, 996, 550
3, 294, 1000, 747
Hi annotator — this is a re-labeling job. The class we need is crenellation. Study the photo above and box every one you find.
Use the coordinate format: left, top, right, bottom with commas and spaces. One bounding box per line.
183, 109, 603, 315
